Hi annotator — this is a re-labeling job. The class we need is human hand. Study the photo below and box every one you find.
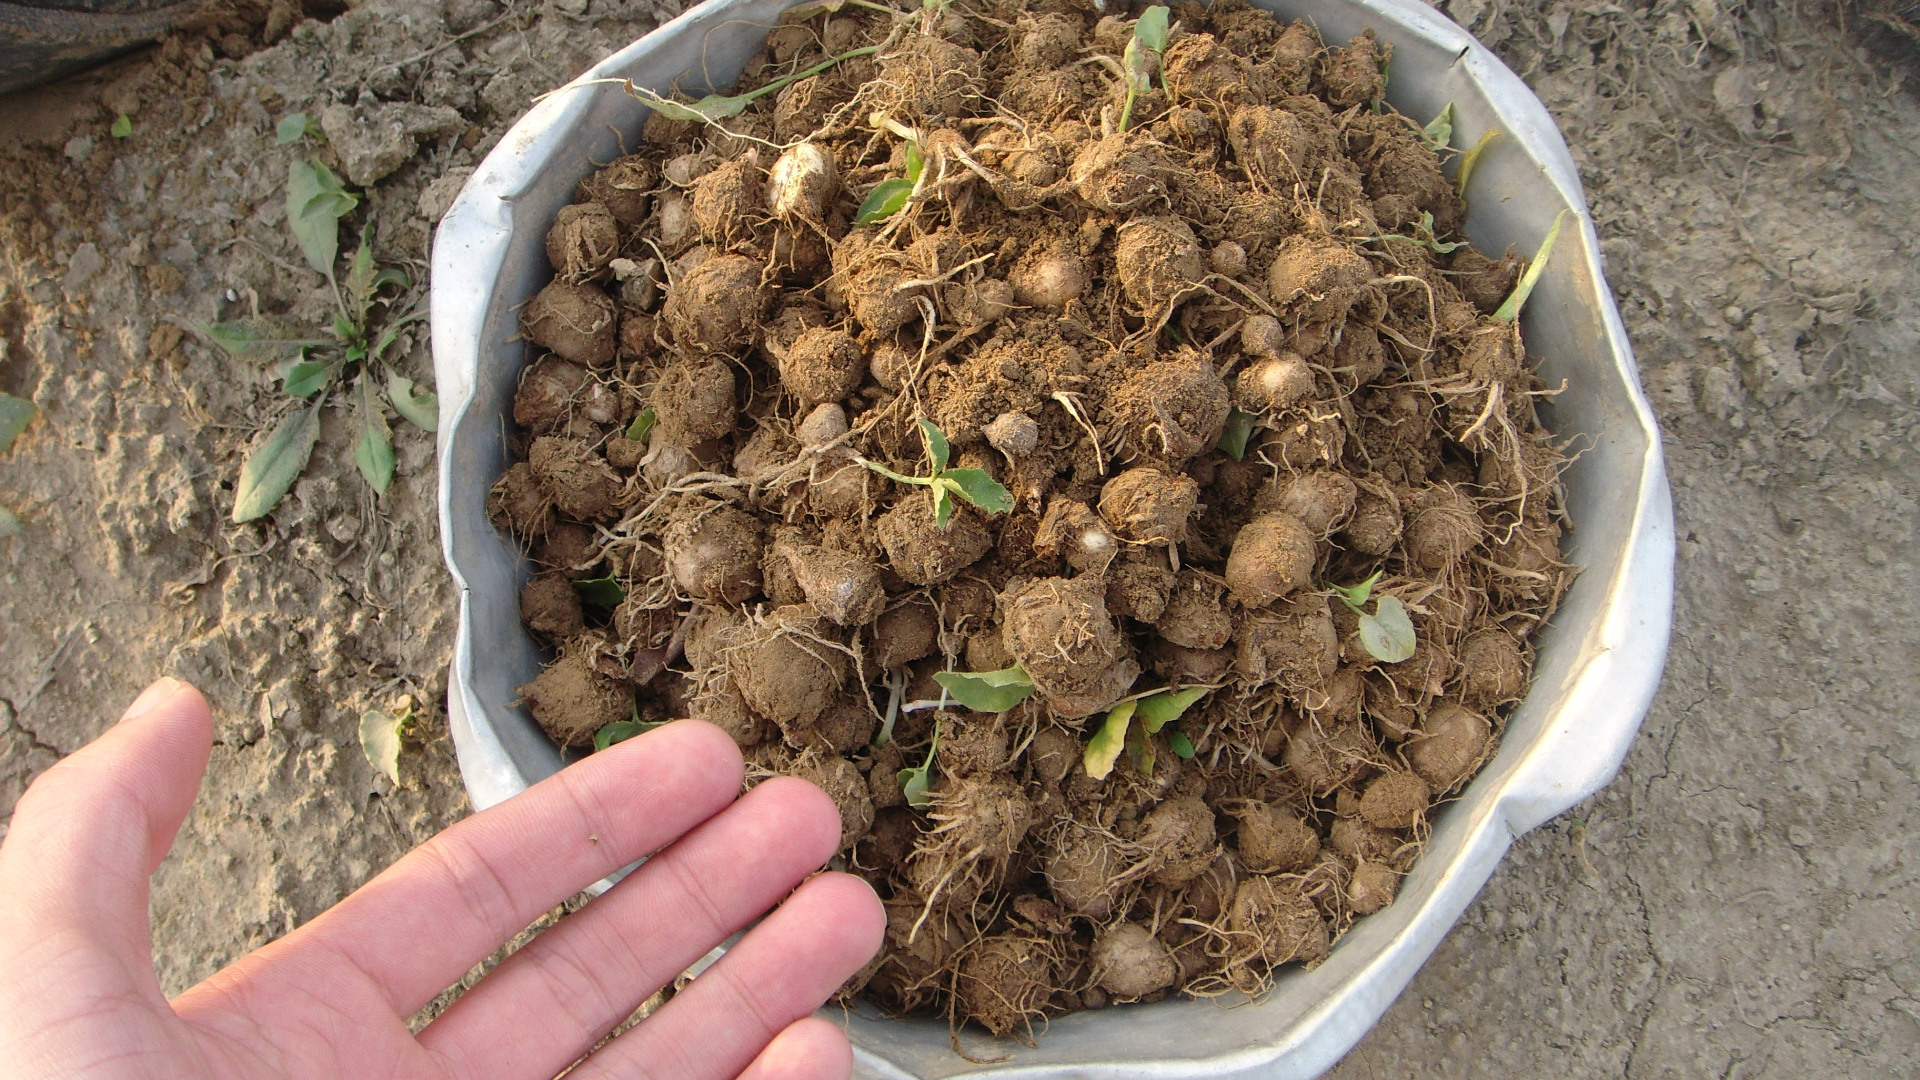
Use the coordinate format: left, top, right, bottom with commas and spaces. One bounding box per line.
0, 677, 884, 1080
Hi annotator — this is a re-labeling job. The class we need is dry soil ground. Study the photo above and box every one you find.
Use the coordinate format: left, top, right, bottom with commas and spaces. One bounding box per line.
0, 0, 1915, 1075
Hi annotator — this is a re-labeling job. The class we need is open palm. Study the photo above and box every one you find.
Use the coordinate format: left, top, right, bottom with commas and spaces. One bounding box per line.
0, 679, 883, 1080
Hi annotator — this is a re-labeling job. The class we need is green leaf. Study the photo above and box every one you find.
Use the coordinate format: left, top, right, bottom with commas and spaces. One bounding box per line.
898, 728, 939, 806
932, 483, 955, 529
903, 138, 924, 185
1083, 698, 1135, 781
353, 378, 394, 495
916, 418, 950, 472
372, 267, 411, 292
1359, 595, 1418, 663
232, 402, 321, 523
1329, 569, 1384, 613
0, 393, 36, 454
0, 505, 20, 538
1423, 102, 1454, 150
625, 407, 656, 443
110, 114, 133, 138
932, 664, 1036, 713
345, 227, 378, 317
276, 112, 311, 144
1494, 209, 1570, 325
593, 718, 662, 751
575, 574, 626, 607
1169, 730, 1195, 759
1456, 128, 1501, 205
855, 177, 914, 225
205, 319, 330, 358
939, 469, 1013, 515
359, 708, 405, 784
387, 375, 438, 432
1217, 407, 1257, 460
283, 359, 336, 398
1134, 5, 1171, 53
1135, 686, 1208, 734
287, 158, 358, 278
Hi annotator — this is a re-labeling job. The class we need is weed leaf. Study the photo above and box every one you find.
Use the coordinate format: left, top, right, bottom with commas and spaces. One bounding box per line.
593, 718, 660, 751
1135, 686, 1208, 734
1083, 698, 1135, 780
1134, 5, 1171, 52
287, 159, 357, 277
1455, 128, 1500, 204
1329, 569, 1383, 613
111, 114, 133, 138
932, 483, 955, 529
0, 505, 20, 537
0, 393, 36, 454
904, 138, 924, 185
917, 418, 950, 472
575, 574, 626, 607
625, 407, 656, 443
1359, 595, 1418, 663
359, 708, 405, 784
1168, 730, 1196, 759
206, 319, 329, 358
856, 177, 914, 224
232, 402, 321, 523
1423, 102, 1454, 150
1217, 407, 1257, 460
388, 375, 438, 431
276, 113, 311, 144
933, 664, 1035, 712
283, 359, 335, 398
1493, 209, 1570, 324
898, 729, 938, 806
353, 379, 394, 494
940, 468, 1012, 514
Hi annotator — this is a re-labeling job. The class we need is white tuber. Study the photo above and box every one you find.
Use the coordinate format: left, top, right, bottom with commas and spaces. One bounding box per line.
984, 411, 1040, 457
766, 142, 839, 221
797, 402, 850, 447
1241, 313, 1285, 359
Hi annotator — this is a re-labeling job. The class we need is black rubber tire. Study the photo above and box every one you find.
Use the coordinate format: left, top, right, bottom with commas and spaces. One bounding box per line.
0, 0, 201, 95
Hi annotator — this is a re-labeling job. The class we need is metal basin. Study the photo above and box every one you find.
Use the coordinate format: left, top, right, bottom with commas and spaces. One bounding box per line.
431, 1, 1674, 1074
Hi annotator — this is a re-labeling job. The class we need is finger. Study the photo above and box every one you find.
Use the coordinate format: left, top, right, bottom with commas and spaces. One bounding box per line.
176, 720, 744, 1021
736, 1017, 855, 1080
569, 872, 884, 1080
0, 677, 212, 954
418, 776, 842, 1080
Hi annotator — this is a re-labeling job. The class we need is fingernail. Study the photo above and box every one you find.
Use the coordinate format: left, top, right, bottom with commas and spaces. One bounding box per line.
123, 677, 188, 722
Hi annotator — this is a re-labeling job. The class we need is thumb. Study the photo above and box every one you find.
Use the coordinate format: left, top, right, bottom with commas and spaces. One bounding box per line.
0, 677, 213, 950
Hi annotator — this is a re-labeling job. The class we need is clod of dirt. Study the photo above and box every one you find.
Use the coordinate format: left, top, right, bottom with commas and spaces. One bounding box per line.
1111, 357, 1232, 465
662, 253, 770, 352
514, 356, 615, 433
1035, 497, 1119, 572
1225, 511, 1317, 605
1404, 485, 1486, 570
1091, 923, 1178, 1001
1358, 769, 1431, 830
522, 280, 618, 368
1229, 875, 1331, 968
1115, 216, 1205, 310
1339, 484, 1403, 555
519, 574, 584, 640
664, 504, 764, 605
876, 495, 993, 585
1405, 702, 1492, 792
1098, 466, 1199, 546
518, 647, 630, 747
869, 599, 938, 670
789, 752, 874, 852
489, 462, 554, 538
956, 935, 1053, 1039
1456, 630, 1528, 709
984, 411, 1040, 458
1009, 239, 1090, 313
1154, 572, 1234, 651
1235, 597, 1339, 690
1043, 819, 1127, 919
529, 436, 623, 521
576, 154, 660, 225
1259, 469, 1357, 536
1001, 575, 1140, 718
777, 326, 867, 406
729, 605, 849, 728
1321, 29, 1388, 109
653, 357, 738, 447
1140, 794, 1218, 887
546, 202, 620, 283
1346, 860, 1401, 915
691, 158, 763, 243
1267, 236, 1373, 327
781, 543, 885, 626
1070, 133, 1165, 213
1233, 800, 1321, 873
1106, 553, 1177, 622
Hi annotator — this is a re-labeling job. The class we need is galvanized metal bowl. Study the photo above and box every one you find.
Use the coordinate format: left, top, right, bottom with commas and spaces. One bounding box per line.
431, 2, 1674, 1074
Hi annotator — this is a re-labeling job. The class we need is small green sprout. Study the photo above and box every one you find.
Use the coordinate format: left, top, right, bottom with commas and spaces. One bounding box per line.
1492, 210, 1570, 325
856, 419, 1014, 528
1217, 407, 1258, 460
1168, 730, 1196, 759
1118, 6, 1171, 133
898, 726, 940, 806
1367, 211, 1464, 255
359, 694, 416, 785
1083, 685, 1208, 780
605, 44, 878, 128
0, 392, 36, 538
625, 407, 657, 443
1455, 127, 1500, 205
594, 714, 667, 752
855, 136, 923, 225
110, 114, 133, 138
1422, 103, 1455, 152
574, 573, 626, 608
1330, 570, 1416, 663
932, 663, 1035, 712
275, 112, 321, 145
